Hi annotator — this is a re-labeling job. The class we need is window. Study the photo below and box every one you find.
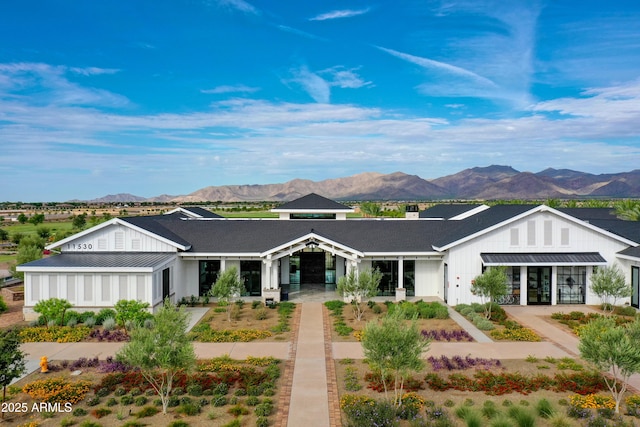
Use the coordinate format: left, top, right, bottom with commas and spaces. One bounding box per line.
403, 260, 415, 297
290, 213, 336, 219
561, 228, 570, 246
31, 275, 40, 301
137, 275, 146, 300
241, 261, 262, 296
372, 260, 398, 296
557, 266, 586, 304
632, 266, 639, 309
199, 260, 220, 296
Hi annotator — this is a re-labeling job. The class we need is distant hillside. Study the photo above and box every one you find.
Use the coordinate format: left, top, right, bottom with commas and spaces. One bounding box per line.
88, 166, 640, 202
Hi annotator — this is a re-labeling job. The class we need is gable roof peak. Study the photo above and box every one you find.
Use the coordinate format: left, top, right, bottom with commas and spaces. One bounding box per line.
271, 193, 353, 212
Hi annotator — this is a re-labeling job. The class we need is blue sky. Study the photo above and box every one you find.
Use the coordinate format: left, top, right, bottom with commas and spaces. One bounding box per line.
1, 0, 640, 201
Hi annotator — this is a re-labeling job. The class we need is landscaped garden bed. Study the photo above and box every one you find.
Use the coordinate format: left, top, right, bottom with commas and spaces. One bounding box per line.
548, 308, 638, 336
189, 301, 296, 342
455, 302, 543, 342
18, 300, 296, 344
4, 355, 283, 427
324, 300, 469, 342
335, 357, 640, 426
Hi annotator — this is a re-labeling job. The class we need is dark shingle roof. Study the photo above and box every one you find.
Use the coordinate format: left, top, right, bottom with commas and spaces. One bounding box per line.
20, 253, 176, 269
619, 246, 640, 259
181, 207, 222, 218
273, 193, 352, 211
433, 205, 537, 248
121, 217, 454, 253
557, 208, 617, 221
419, 204, 484, 219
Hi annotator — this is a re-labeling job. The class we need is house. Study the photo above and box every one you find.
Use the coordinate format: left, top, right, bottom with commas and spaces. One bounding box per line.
18, 194, 640, 319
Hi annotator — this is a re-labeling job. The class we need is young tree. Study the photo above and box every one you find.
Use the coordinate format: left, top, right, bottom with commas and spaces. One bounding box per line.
10, 238, 45, 280
0, 329, 26, 411
579, 316, 640, 413
590, 264, 631, 313
17, 213, 27, 224
33, 298, 73, 327
361, 308, 429, 407
114, 299, 151, 332
471, 267, 509, 319
0, 229, 8, 242
336, 267, 382, 321
117, 298, 196, 415
210, 266, 245, 322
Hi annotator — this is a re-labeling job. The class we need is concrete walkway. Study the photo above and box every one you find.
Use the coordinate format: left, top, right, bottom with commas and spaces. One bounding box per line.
287, 303, 330, 427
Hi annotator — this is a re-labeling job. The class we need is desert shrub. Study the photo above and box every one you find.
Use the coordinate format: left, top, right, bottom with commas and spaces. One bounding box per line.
341, 395, 397, 427
134, 396, 147, 406
105, 397, 117, 407
90, 407, 111, 419
213, 383, 229, 395
230, 304, 241, 321
614, 305, 637, 317
186, 383, 203, 396
101, 317, 116, 331
254, 401, 274, 417
228, 404, 249, 416
251, 300, 262, 309
95, 308, 116, 325
72, 408, 87, 417
474, 318, 495, 330
255, 307, 268, 320
135, 406, 160, 418
246, 396, 260, 406
211, 395, 227, 407
172, 386, 185, 396
120, 395, 134, 405
256, 416, 270, 427
177, 403, 201, 416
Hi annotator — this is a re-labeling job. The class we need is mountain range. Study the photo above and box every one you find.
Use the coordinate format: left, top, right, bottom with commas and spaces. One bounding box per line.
90, 166, 640, 202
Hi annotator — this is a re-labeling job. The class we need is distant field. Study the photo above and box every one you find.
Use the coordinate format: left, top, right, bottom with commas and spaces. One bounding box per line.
2, 221, 75, 237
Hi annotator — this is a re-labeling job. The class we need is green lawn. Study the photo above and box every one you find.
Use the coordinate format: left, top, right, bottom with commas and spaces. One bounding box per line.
2, 221, 75, 237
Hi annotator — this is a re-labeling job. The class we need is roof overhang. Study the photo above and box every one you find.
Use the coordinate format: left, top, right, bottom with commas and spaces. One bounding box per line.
481, 252, 607, 266
17, 252, 177, 273
261, 232, 364, 261
435, 205, 638, 251
45, 218, 190, 251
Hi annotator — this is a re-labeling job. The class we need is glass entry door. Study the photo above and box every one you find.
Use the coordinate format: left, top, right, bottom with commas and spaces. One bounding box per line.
300, 252, 325, 284
632, 266, 639, 309
527, 266, 551, 305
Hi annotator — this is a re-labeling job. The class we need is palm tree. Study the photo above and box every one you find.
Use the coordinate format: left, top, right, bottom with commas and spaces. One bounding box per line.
615, 199, 640, 221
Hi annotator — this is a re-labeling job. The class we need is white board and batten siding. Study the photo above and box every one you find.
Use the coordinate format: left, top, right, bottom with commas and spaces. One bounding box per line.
444, 211, 630, 306
60, 224, 179, 253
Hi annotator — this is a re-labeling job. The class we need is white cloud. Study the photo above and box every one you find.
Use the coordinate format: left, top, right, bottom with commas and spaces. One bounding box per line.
283, 66, 330, 103
319, 66, 373, 89
309, 8, 370, 21
69, 67, 120, 76
201, 84, 260, 94
376, 46, 496, 88
2, 61, 640, 199
274, 25, 328, 41
216, 0, 259, 15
